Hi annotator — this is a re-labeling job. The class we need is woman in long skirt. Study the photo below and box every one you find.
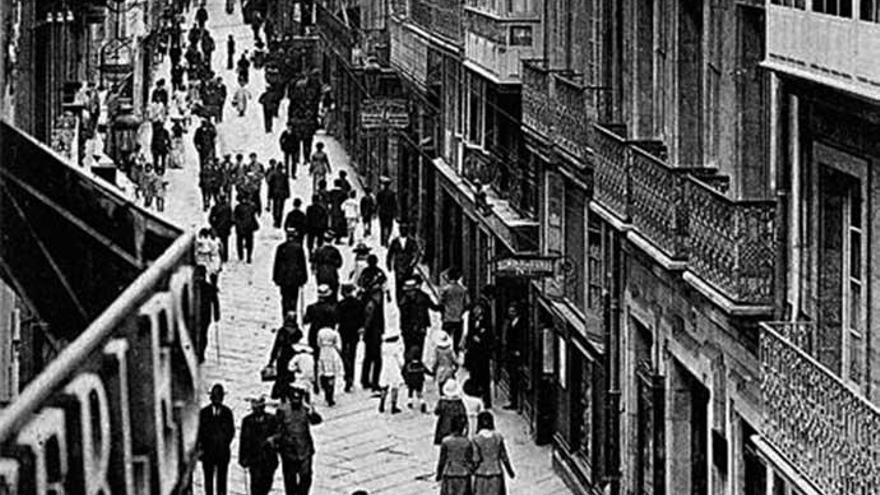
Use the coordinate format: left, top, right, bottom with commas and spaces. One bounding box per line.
436, 414, 474, 495
471, 411, 515, 495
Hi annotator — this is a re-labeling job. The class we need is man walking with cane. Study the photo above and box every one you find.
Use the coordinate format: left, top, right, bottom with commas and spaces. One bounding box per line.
239, 396, 278, 495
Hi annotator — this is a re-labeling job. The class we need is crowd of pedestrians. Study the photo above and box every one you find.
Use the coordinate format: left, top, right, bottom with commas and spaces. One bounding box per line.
171, 2, 525, 495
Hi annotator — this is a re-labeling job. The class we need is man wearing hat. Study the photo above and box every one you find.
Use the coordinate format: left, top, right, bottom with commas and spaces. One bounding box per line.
304, 284, 339, 350
361, 285, 385, 391
305, 193, 329, 253
197, 384, 235, 495
387, 223, 422, 305
273, 228, 308, 318
398, 276, 443, 357
376, 177, 397, 246
239, 396, 279, 495
311, 233, 343, 299
272, 385, 322, 495
349, 242, 371, 288
337, 283, 364, 392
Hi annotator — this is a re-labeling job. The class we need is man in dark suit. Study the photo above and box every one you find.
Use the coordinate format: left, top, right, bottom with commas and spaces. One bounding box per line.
503, 302, 527, 410
336, 283, 364, 392
283, 198, 307, 238
197, 384, 235, 495
273, 229, 309, 318
239, 396, 279, 495
376, 177, 397, 246
386, 223, 422, 305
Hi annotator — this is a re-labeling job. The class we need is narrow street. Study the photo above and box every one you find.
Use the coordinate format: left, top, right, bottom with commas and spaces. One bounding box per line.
138, 3, 573, 495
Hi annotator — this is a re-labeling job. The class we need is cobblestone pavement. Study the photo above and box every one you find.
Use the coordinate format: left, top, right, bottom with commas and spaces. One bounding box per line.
148, 3, 572, 494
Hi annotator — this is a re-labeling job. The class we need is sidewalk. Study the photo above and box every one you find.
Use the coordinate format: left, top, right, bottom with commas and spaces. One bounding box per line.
158, 4, 571, 494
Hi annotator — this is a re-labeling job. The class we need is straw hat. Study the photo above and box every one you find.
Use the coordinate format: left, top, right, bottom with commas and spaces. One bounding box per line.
435, 331, 452, 348
317, 284, 332, 298
443, 378, 461, 398
353, 242, 371, 255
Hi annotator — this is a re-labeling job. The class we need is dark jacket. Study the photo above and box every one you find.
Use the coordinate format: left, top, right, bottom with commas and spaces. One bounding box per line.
304, 301, 338, 349
376, 187, 397, 220
400, 290, 442, 333
198, 279, 220, 326
209, 201, 233, 237
269, 323, 302, 374
438, 435, 475, 479
434, 398, 467, 445
239, 411, 279, 468
360, 194, 375, 220
273, 239, 308, 288
197, 404, 235, 463
362, 297, 385, 343
387, 237, 421, 274
194, 124, 216, 153
151, 126, 171, 154
279, 129, 297, 153
267, 168, 290, 199
311, 244, 342, 289
151, 87, 169, 105
336, 296, 364, 342
283, 209, 307, 236
233, 200, 260, 234
305, 203, 328, 234
357, 265, 387, 294
274, 401, 319, 461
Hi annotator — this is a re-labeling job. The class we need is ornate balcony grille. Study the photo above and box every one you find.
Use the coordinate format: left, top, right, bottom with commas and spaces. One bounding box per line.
684, 176, 776, 305
411, 0, 462, 43
552, 75, 590, 160
522, 59, 552, 138
592, 124, 628, 220
760, 322, 880, 495
629, 145, 687, 260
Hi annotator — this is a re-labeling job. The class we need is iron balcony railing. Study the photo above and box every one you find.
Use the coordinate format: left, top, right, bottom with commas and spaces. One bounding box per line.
521, 60, 598, 161
410, 0, 462, 43
591, 123, 777, 306
759, 322, 880, 495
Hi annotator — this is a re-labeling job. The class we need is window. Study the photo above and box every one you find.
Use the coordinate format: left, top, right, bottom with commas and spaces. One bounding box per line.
509, 26, 533, 46
861, 0, 880, 21
812, 0, 852, 17
770, 0, 806, 8
467, 73, 485, 146
587, 212, 605, 312
509, 0, 534, 15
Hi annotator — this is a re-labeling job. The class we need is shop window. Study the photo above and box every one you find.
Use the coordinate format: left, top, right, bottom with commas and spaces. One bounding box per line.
812, 0, 852, 17
564, 181, 586, 310
556, 335, 567, 388
542, 327, 556, 374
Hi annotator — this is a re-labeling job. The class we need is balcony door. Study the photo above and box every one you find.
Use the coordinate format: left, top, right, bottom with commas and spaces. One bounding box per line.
814, 143, 867, 386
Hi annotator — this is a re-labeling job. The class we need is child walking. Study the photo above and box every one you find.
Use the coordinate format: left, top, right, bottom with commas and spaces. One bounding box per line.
403, 345, 430, 413
317, 326, 344, 406
378, 333, 405, 414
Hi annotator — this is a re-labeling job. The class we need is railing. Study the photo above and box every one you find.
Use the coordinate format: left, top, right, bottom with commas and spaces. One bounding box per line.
592, 124, 629, 220
522, 59, 552, 138
0, 233, 202, 492
759, 322, 880, 495
552, 75, 591, 160
411, 0, 462, 43
629, 145, 687, 260
685, 176, 777, 305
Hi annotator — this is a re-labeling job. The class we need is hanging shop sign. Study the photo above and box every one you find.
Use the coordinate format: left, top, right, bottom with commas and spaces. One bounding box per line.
360, 98, 410, 129
494, 256, 557, 278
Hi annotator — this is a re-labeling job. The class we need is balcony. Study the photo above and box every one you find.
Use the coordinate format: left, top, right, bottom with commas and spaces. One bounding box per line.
463, 6, 540, 84
411, 0, 462, 44
590, 123, 778, 308
521, 60, 594, 160
464, 32, 533, 83
765, 5, 880, 101
759, 322, 880, 495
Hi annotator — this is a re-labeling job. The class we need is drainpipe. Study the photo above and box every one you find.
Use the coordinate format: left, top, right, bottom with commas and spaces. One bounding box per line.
605, 228, 623, 495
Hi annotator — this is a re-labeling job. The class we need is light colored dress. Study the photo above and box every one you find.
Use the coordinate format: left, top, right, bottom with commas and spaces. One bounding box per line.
232, 86, 250, 115
380, 338, 405, 388
433, 345, 457, 393
316, 327, 344, 378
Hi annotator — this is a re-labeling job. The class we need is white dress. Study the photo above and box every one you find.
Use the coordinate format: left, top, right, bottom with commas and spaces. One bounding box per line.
379, 339, 405, 388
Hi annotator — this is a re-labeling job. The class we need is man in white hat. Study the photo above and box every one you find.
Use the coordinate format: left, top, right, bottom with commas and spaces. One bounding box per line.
303, 284, 338, 394
239, 395, 278, 495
